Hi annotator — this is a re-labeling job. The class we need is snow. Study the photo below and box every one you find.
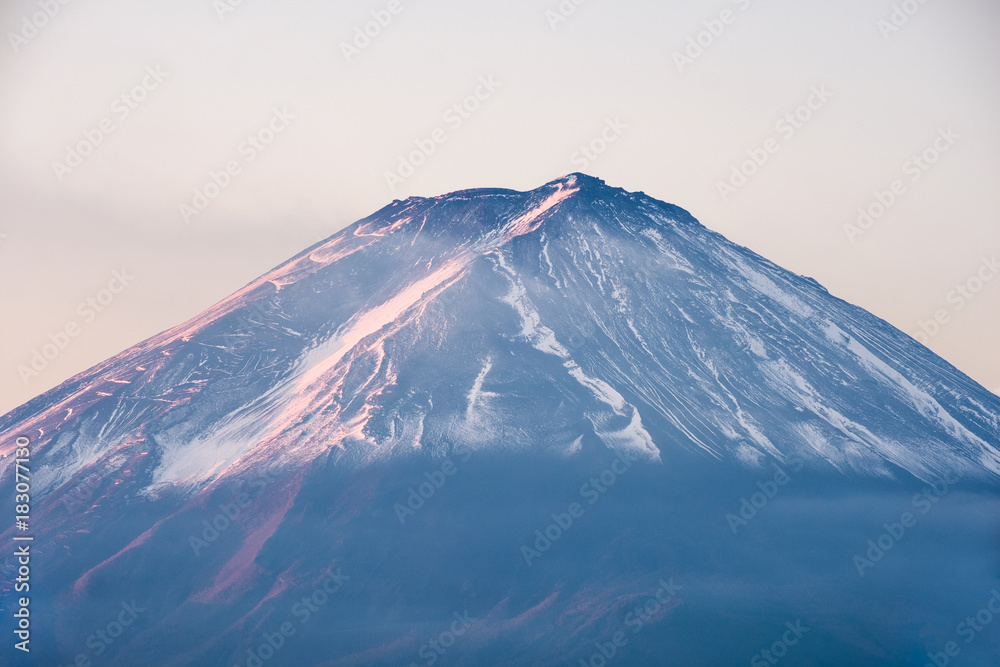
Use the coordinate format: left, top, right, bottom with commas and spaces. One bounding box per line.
5, 173, 1000, 507
495, 252, 660, 460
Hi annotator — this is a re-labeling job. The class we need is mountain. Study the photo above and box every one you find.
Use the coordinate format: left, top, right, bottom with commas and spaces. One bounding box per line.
2, 173, 999, 666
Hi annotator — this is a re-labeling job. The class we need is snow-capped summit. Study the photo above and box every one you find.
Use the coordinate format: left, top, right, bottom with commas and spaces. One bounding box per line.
5, 174, 996, 498
2, 175, 998, 666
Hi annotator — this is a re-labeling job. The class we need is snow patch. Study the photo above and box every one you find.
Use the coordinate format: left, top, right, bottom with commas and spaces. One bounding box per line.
495, 253, 659, 460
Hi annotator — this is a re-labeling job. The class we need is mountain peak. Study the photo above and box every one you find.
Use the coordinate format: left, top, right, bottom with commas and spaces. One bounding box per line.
6, 174, 999, 667
551, 172, 607, 189
6, 172, 997, 491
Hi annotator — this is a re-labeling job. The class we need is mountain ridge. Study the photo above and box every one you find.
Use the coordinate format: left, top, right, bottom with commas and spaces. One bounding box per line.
3, 173, 998, 500
2, 174, 999, 666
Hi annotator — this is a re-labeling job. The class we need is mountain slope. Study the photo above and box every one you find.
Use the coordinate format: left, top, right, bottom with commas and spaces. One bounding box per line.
2, 174, 998, 666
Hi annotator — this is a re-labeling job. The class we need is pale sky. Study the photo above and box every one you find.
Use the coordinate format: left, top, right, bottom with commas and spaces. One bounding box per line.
1, 0, 998, 415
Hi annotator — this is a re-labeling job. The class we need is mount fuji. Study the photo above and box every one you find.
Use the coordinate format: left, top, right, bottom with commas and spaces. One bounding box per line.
2, 174, 998, 666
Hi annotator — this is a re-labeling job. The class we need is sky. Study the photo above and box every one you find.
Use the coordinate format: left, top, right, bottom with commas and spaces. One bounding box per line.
0, 0, 998, 415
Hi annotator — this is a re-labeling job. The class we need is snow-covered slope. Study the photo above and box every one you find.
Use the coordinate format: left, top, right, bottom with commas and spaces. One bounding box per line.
2, 174, 998, 666
4, 174, 997, 497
